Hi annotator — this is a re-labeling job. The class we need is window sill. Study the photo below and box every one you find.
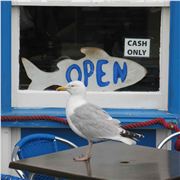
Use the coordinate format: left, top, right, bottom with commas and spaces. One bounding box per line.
1, 108, 178, 129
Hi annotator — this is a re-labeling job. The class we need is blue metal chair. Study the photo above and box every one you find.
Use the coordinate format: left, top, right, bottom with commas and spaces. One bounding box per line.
12, 133, 78, 180
1, 174, 26, 180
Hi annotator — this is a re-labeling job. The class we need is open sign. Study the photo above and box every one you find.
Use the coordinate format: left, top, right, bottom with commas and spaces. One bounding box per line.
66, 59, 127, 87
22, 47, 147, 91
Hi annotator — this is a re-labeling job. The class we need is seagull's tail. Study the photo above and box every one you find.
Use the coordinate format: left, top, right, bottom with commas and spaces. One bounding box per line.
108, 130, 144, 145
120, 130, 144, 140
109, 136, 136, 145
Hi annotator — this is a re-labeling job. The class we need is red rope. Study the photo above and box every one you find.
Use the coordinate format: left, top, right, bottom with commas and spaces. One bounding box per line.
1, 115, 68, 125
1, 116, 179, 132
123, 117, 180, 151
123, 117, 180, 133
1, 116, 179, 131
1, 116, 180, 150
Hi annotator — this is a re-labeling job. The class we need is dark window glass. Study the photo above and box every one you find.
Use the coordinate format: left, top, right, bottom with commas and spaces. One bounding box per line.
19, 7, 161, 91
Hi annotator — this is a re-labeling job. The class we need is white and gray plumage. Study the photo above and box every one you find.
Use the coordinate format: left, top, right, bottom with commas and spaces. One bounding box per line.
56, 81, 143, 161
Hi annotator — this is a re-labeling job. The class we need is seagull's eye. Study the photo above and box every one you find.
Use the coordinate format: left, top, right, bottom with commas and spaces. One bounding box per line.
71, 85, 75, 87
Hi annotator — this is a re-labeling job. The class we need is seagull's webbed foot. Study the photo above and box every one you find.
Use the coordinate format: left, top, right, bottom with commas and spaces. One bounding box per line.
73, 140, 93, 161
73, 154, 91, 161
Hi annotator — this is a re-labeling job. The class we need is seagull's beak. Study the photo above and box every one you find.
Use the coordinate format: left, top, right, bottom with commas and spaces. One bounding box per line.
56, 86, 67, 91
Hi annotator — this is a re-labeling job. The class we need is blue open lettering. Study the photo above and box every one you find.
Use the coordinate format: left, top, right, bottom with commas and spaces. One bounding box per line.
66, 64, 82, 82
65, 59, 128, 87
96, 59, 110, 87
83, 59, 94, 87
113, 61, 127, 84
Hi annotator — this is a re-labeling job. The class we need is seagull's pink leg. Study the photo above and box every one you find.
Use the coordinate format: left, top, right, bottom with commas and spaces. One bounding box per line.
74, 140, 93, 161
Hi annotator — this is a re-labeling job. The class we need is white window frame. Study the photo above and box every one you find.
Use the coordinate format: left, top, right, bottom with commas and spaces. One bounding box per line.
11, 1, 170, 109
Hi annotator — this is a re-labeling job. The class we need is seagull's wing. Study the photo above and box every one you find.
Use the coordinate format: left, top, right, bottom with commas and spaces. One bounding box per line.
69, 103, 143, 145
69, 103, 123, 139
85, 104, 121, 125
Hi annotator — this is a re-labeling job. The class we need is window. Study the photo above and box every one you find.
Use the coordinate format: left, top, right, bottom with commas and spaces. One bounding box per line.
12, 3, 169, 109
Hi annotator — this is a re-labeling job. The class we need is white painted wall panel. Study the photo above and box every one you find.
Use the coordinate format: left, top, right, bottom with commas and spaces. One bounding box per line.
1, 128, 21, 176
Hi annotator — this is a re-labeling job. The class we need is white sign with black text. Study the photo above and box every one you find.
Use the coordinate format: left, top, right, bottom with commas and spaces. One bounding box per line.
124, 38, 150, 58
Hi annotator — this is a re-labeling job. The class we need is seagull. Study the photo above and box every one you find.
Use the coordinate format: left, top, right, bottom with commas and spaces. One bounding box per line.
56, 81, 144, 161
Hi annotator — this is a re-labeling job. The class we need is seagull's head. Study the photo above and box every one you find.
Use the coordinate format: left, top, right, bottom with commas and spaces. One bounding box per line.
56, 81, 86, 96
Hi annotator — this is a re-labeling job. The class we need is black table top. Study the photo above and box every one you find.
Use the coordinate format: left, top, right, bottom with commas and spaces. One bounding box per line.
9, 141, 180, 180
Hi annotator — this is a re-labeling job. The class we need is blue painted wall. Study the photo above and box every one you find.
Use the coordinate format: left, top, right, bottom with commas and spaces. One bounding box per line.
21, 128, 156, 147
169, 1, 180, 116
1, 0, 11, 113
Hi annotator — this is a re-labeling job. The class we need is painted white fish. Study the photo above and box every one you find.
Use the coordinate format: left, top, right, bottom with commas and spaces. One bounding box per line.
22, 47, 147, 91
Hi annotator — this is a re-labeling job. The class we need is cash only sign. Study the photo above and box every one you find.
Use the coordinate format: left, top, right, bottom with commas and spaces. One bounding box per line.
22, 47, 147, 91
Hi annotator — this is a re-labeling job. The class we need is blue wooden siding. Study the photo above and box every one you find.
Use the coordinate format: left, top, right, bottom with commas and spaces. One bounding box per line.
21, 128, 156, 147
168, 1, 180, 116
1, 0, 11, 112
